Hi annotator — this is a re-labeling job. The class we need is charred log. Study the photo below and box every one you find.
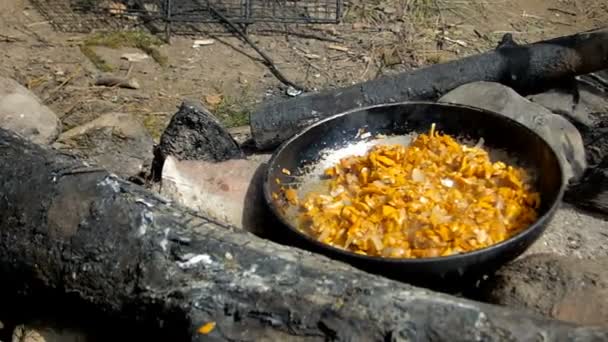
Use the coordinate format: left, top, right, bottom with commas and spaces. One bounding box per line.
250, 28, 608, 150
151, 100, 243, 180
0, 128, 607, 341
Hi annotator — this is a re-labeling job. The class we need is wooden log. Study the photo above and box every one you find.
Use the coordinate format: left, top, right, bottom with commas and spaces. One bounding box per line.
250, 28, 608, 150
150, 100, 243, 180
0, 128, 607, 341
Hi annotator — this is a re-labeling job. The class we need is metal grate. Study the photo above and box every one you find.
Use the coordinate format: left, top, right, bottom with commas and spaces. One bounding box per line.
30, 0, 342, 34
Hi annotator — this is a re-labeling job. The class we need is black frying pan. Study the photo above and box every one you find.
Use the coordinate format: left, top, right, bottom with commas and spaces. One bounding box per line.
263, 102, 565, 290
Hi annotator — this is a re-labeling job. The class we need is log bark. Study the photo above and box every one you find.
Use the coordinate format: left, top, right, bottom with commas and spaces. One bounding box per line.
1, 128, 608, 341
151, 100, 243, 180
250, 28, 608, 150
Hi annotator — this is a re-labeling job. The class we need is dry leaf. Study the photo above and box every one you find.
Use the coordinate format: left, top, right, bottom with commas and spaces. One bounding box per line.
205, 94, 223, 106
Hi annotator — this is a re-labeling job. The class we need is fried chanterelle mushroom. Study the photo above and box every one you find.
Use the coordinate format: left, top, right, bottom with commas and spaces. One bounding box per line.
297, 124, 541, 259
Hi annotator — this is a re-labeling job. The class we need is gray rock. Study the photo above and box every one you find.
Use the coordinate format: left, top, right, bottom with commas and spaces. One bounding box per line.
54, 112, 154, 179
479, 254, 608, 327
0, 77, 60, 145
526, 82, 608, 128
439, 81, 586, 182
528, 80, 608, 167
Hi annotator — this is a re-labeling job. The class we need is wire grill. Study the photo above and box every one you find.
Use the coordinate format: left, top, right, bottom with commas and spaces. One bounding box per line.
30, 0, 342, 34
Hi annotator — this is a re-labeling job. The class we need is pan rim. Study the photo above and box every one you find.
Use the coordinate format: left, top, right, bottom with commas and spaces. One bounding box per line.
263, 100, 566, 265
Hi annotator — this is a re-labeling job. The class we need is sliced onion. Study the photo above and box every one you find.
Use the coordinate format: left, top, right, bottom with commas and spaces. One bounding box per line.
440, 178, 454, 188
370, 235, 384, 252
330, 185, 345, 197
318, 228, 331, 242
412, 168, 425, 182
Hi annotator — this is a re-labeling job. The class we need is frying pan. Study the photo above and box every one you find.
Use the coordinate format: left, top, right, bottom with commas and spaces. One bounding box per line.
263, 102, 565, 289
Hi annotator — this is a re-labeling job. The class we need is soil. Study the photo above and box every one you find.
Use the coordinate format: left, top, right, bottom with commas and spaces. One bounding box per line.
1, 0, 606, 140
478, 253, 608, 326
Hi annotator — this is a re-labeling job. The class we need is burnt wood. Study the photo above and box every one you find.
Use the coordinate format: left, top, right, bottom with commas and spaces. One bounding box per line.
0, 128, 607, 341
151, 100, 243, 180
250, 28, 608, 150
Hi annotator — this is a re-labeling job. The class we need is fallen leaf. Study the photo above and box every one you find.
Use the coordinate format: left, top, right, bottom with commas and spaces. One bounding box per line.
197, 322, 216, 334
328, 44, 349, 52
205, 94, 223, 106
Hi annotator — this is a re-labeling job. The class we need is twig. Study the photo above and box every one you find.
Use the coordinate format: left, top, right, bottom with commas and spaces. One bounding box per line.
126, 64, 134, 78
443, 36, 468, 47
197, 0, 306, 91
61, 94, 88, 118
54, 167, 107, 178
522, 11, 543, 20
549, 20, 573, 27
14, 26, 51, 47
548, 8, 577, 16
256, 28, 343, 43
95, 75, 140, 89
26, 21, 50, 27
0, 34, 24, 43
43, 67, 82, 104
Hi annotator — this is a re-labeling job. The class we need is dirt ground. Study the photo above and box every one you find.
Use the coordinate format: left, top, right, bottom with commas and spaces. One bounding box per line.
0, 0, 606, 140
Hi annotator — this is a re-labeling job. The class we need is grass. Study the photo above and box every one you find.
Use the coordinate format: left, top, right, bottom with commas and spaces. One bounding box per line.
80, 30, 168, 71
344, 0, 440, 24
214, 97, 253, 128
344, 0, 447, 69
80, 44, 113, 72
141, 113, 169, 141
211, 87, 256, 128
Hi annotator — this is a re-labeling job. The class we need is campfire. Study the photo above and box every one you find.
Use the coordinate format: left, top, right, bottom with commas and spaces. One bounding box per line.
0, 9, 607, 341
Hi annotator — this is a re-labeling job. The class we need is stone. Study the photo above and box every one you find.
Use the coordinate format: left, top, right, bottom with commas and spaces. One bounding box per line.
528, 78, 608, 167
54, 112, 154, 180
525, 74, 608, 216
160, 154, 271, 236
151, 100, 243, 179
439, 81, 587, 182
11, 324, 88, 342
0, 76, 61, 145
479, 254, 608, 327
528, 78, 608, 123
